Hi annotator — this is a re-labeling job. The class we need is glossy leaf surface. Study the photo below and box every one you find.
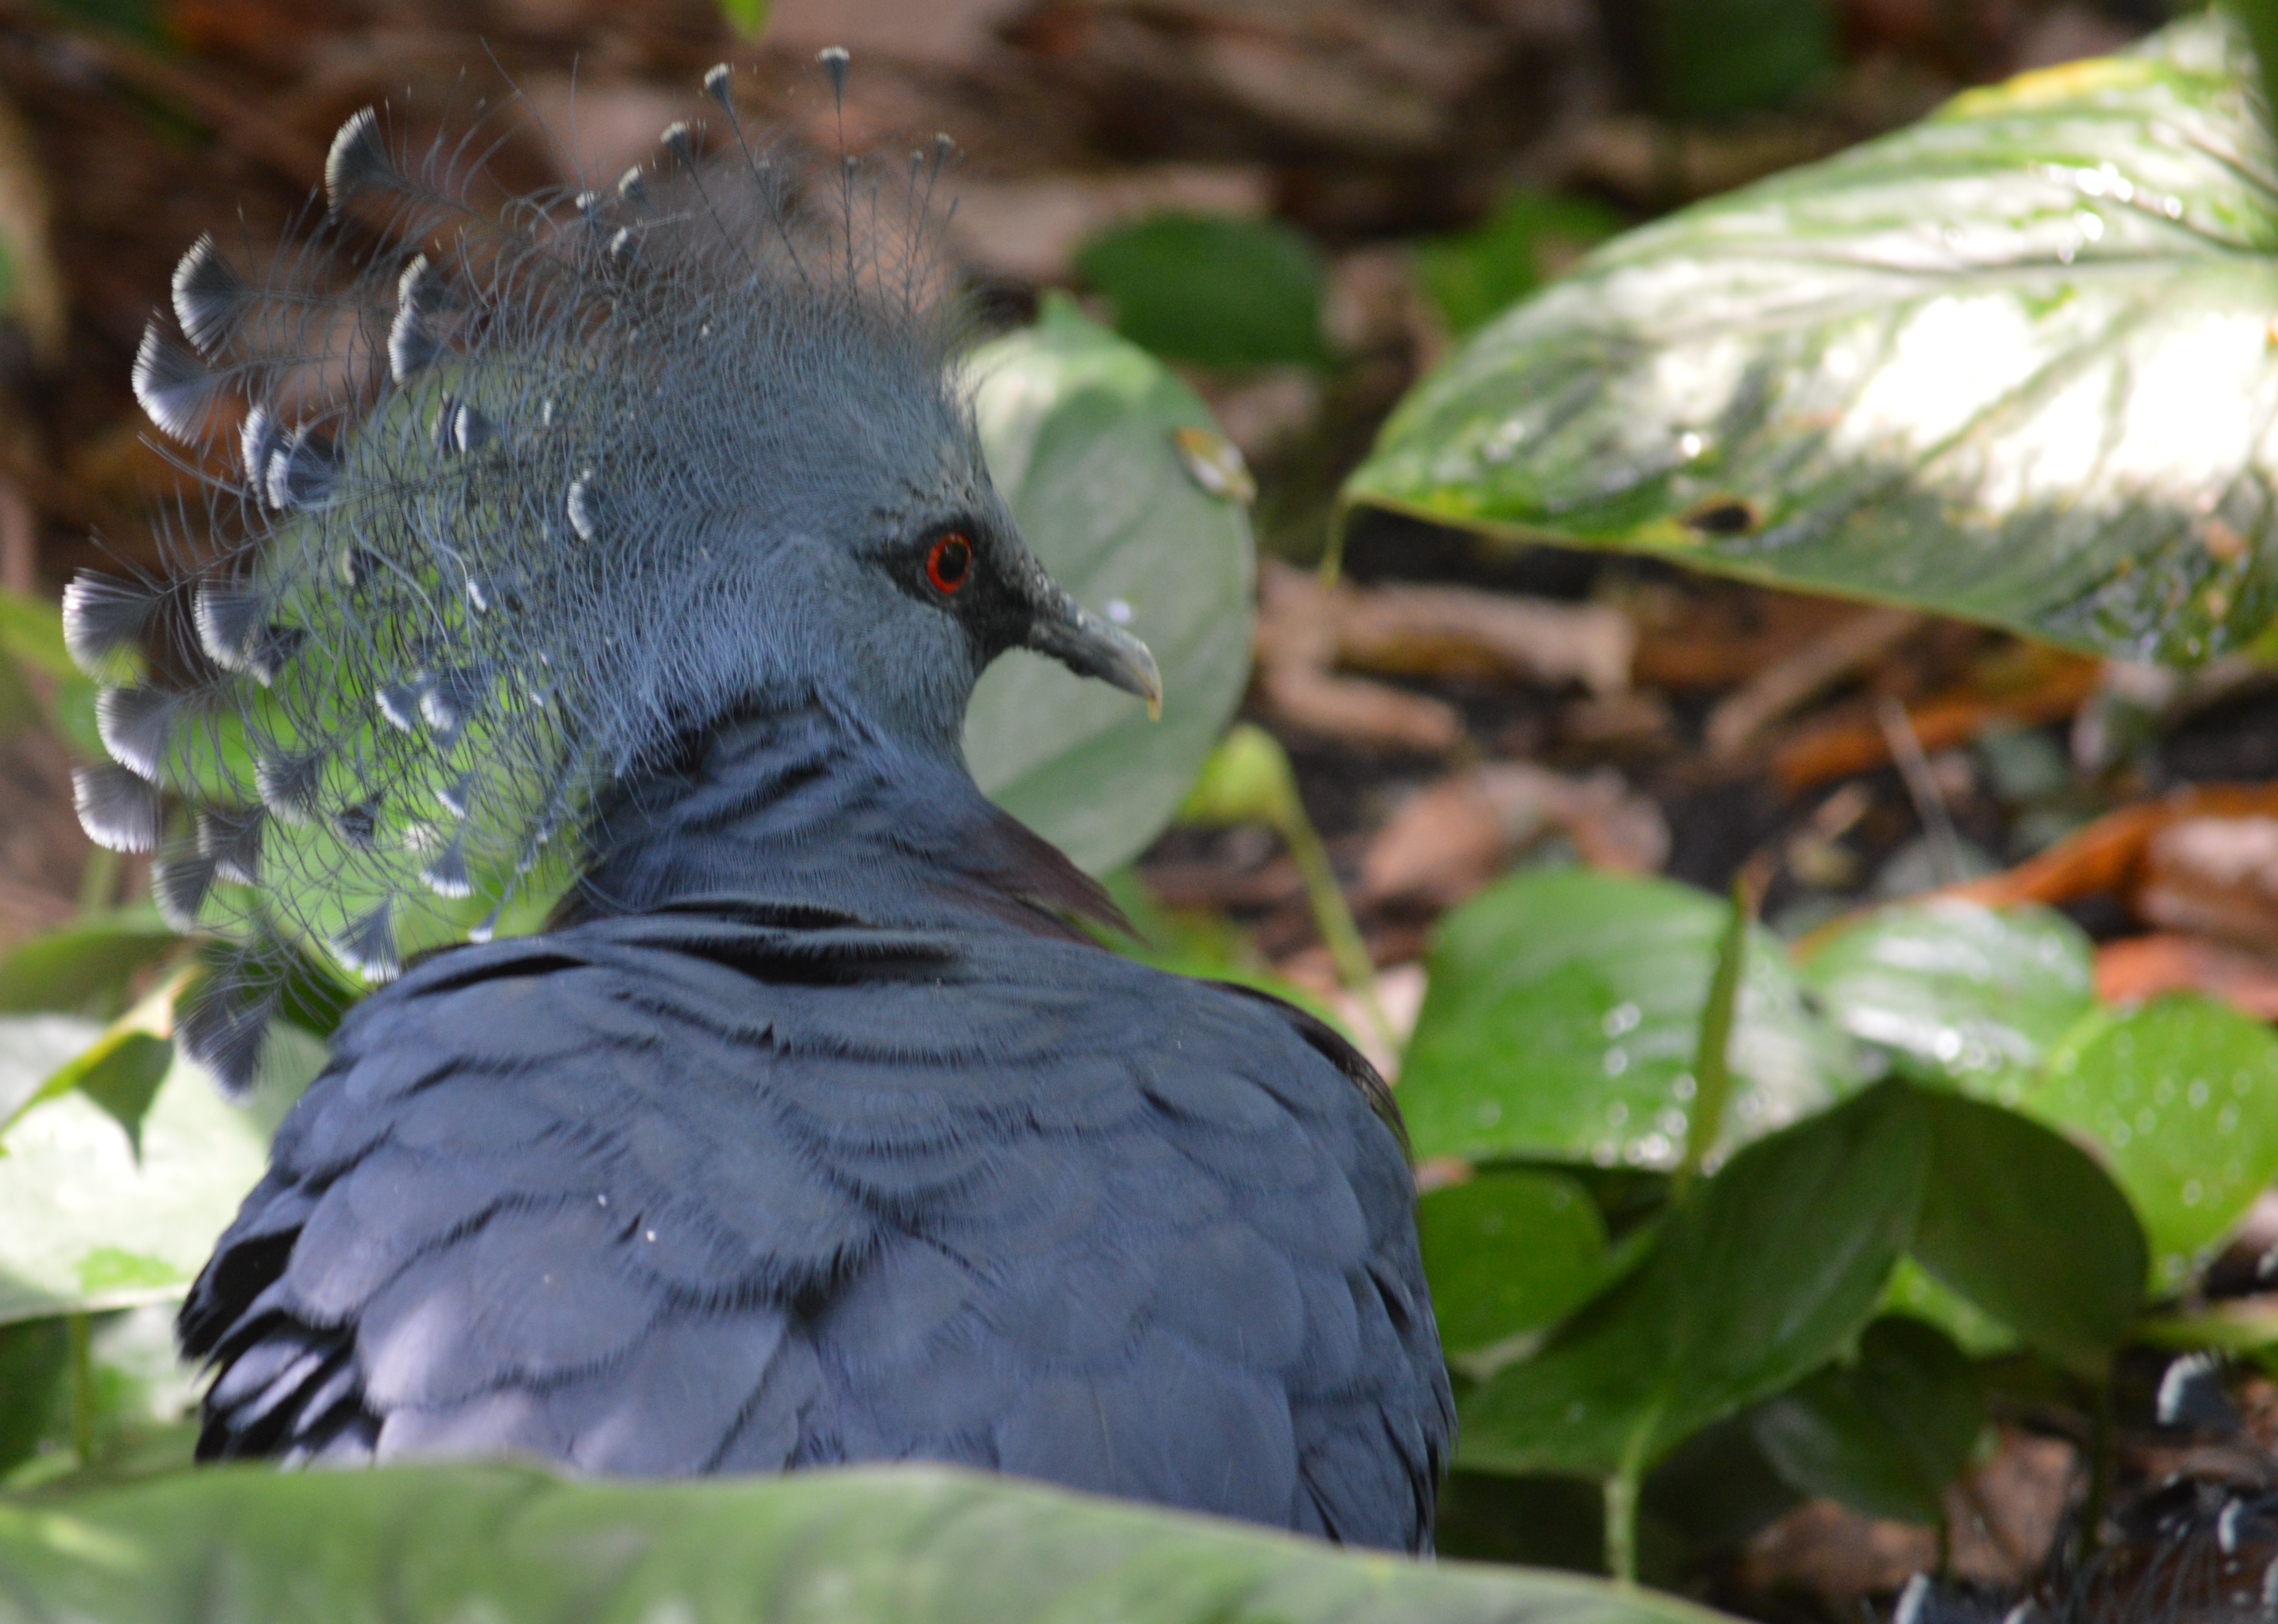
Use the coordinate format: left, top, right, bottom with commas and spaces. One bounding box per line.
1799, 901, 2096, 1103
1348, 15, 2278, 663
2029, 994, 2278, 1292
0, 1462, 1742, 1624
1400, 870, 1857, 1169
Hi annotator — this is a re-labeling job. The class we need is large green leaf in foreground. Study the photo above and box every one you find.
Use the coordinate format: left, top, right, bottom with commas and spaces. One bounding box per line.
966, 298, 1256, 874
0, 1463, 1735, 1624
1346, 13, 2278, 663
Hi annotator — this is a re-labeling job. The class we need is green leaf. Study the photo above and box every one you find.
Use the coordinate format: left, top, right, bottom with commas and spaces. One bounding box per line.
2225, 0, 2278, 135
0, 969, 191, 1152
1075, 214, 1328, 369
965, 297, 1256, 874
1419, 1169, 1612, 1357
1681, 880, 1751, 1184
1417, 192, 1627, 339
0, 1462, 1741, 1624
716, 0, 769, 37
33, 1032, 171, 1159
1749, 1315, 1984, 1525
1649, 0, 1837, 118
1399, 869, 1858, 1169
0, 1316, 66, 1476
1, 1306, 201, 1487
1878, 1256, 2018, 1359
1798, 901, 2096, 1104
1345, 14, 2278, 665
2027, 993, 2278, 1293
1908, 1087, 2144, 1376
0, 587, 102, 753
1177, 720, 1305, 831
0, 1018, 321, 1325
0, 915, 182, 1018
1459, 1080, 1925, 1480
0, 587, 72, 683
40, 0, 169, 48
0, 636, 40, 741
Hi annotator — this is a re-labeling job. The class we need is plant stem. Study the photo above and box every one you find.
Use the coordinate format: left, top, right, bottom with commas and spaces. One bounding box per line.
1176, 724, 1391, 1053
75, 845, 119, 915
1603, 1418, 1659, 1585
66, 1312, 93, 1465
1876, 697, 1966, 887
1276, 803, 1393, 1055
1676, 876, 1750, 1193
1603, 1470, 1640, 1586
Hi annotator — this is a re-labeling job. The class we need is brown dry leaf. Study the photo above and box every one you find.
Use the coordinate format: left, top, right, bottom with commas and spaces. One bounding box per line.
1323, 243, 1445, 371
1738, 1432, 2076, 1612
1255, 559, 1465, 752
1947, 785, 2278, 914
2135, 817, 2278, 956
769, 0, 1036, 65
1331, 576, 1633, 695
1002, 0, 1590, 164
1253, 558, 1633, 754
1564, 113, 1849, 206
0, 729, 89, 950
947, 165, 1274, 283
1558, 689, 1675, 750
1624, 581, 1864, 692
1359, 763, 1666, 909
2095, 934, 2278, 1019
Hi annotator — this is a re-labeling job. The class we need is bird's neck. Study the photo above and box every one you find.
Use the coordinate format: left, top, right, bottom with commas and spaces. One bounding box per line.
567, 705, 1121, 941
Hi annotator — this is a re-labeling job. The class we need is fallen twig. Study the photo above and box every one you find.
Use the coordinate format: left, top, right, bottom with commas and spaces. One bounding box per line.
1705, 605, 1920, 758
1772, 651, 2101, 791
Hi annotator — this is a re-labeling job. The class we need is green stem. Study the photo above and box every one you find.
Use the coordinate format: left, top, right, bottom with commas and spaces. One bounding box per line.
66, 1312, 93, 1466
1602, 1472, 1639, 1586
1603, 1420, 1658, 1585
75, 845, 119, 915
1276, 805, 1392, 1055
1676, 877, 1750, 1195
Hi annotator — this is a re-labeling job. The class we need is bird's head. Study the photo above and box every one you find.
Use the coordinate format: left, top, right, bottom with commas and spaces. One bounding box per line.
63, 67, 1164, 1031
664, 309, 1159, 760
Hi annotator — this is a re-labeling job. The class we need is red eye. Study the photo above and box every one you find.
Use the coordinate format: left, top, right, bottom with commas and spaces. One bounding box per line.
926, 531, 972, 595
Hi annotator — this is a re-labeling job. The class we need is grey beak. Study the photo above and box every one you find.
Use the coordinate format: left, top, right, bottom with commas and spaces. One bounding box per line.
1024, 584, 1163, 719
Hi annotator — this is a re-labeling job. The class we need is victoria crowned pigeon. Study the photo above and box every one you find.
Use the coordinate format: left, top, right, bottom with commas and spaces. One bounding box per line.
67, 56, 1452, 1549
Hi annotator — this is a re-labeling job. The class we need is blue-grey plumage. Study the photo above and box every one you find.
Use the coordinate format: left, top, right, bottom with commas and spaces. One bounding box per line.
94, 57, 1450, 1548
